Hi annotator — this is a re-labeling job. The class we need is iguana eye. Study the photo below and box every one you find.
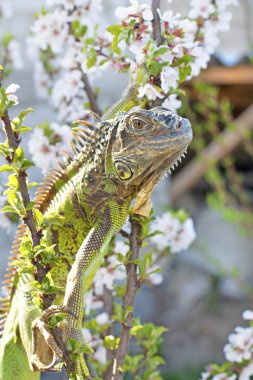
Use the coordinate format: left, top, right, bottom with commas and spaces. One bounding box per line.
129, 117, 149, 133
132, 118, 147, 129
114, 161, 133, 180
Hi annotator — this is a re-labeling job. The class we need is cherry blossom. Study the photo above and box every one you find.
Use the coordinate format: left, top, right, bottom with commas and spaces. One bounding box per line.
150, 212, 196, 253
93, 255, 126, 296
0, 1, 11, 19
224, 327, 253, 363
5, 83, 20, 105
157, 9, 181, 28
82, 328, 107, 364
114, 240, 129, 257
212, 374, 237, 380
242, 310, 253, 321
31, 10, 69, 53
239, 362, 253, 380
170, 218, 196, 254
189, 0, 216, 19
84, 289, 104, 315
7, 40, 23, 70
115, 0, 153, 21
160, 67, 179, 93
96, 312, 110, 325
28, 123, 72, 173
162, 95, 182, 112
138, 83, 164, 101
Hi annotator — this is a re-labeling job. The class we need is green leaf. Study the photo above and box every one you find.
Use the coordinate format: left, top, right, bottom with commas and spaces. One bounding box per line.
130, 325, 143, 336
25, 201, 36, 211
153, 47, 168, 57
21, 159, 34, 170
33, 208, 44, 227
0, 164, 13, 172
1, 205, 17, 214
104, 335, 120, 350
20, 126, 32, 133
87, 47, 97, 68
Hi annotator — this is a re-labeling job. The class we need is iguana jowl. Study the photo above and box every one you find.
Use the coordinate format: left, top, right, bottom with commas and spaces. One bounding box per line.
0, 106, 192, 380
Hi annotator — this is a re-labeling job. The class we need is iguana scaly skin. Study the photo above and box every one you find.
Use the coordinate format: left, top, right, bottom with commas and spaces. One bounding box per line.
0, 101, 192, 380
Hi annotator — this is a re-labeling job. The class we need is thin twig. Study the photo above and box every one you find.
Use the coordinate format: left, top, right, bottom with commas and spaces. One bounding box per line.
104, 285, 116, 380
152, 0, 163, 46
112, 216, 142, 380
151, 0, 163, 107
82, 73, 102, 116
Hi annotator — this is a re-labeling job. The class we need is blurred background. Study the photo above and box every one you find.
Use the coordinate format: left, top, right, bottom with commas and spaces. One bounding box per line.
1, 1, 253, 379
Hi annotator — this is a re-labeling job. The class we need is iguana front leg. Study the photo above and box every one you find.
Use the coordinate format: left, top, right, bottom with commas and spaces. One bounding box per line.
31, 203, 129, 379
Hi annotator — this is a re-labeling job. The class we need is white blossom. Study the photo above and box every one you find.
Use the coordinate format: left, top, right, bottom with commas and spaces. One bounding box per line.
243, 310, 253, 321
33, 63, 52, 99
28, 123, 72, 173
177, 19, 197, 43
203, 21, 220, 54
7, 40, 23, 69
189, 0, 215, 19
160, 67, 179, 93
239, 362, 253, 380
31, 10, 69, 53
200, 371, 212, 380
213, 374, 236, 380
162, 95, 182, 112
114, 240, 129, 256
51, 70, 84, 107
5, 83, 20, 105
96, 312, 110, 325
170, 218, 196, 254
157, 9, 181, 28
224, 327, 253, 363
0, 1, 12, 18
115, 0, 153, 21
93, 255, 126, 296
82, 329, 107, 364
93, 345, 107, 364
46, 0, 90, 12
138, 83, 164, 101
129, 39, 148, 64
150, 212, 196, 253
84, 289, 103, 315
150, 212, 181, 251
189, 45, 210, 78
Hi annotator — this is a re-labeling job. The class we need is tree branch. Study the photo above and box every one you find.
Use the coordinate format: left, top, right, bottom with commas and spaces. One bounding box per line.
152, 0, 163, 46
112, 216, 142, 380
82, 73, 102, 117
0, 80, 75, 375
170, 103, 253, 202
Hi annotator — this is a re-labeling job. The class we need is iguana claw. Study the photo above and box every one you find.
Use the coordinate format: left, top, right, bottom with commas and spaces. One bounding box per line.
30, 305, 77, 372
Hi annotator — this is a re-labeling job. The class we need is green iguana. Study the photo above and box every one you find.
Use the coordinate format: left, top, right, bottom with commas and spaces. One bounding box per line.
0, 89, 192, 380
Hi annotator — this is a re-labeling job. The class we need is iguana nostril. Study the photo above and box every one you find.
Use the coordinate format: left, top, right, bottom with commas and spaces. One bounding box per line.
176, 121, 182, 129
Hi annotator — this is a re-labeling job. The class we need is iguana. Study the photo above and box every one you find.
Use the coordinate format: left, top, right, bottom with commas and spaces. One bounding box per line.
0, 88, 192, 380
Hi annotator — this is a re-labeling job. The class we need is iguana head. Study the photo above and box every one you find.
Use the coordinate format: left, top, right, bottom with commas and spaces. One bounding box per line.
107, 106, 192, 216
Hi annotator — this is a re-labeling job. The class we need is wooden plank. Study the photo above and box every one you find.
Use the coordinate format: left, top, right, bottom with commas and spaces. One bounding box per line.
199, 65, 253, 85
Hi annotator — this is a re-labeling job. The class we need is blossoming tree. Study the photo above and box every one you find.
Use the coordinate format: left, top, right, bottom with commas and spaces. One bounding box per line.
1, 1, 249, 380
